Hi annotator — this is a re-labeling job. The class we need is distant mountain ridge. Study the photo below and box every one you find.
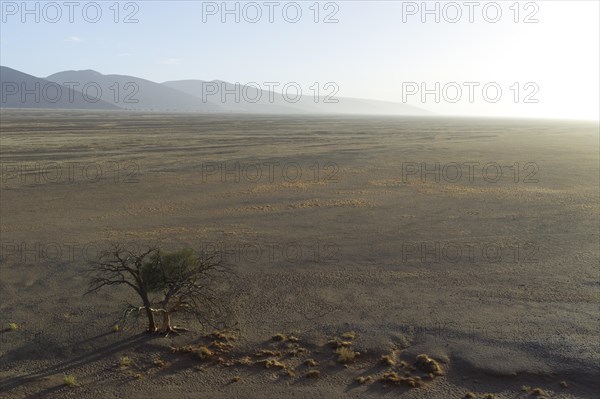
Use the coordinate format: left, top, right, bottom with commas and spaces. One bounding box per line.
0, 66, 120, 110
46, 70, 222, 112
1, 66, 431, 115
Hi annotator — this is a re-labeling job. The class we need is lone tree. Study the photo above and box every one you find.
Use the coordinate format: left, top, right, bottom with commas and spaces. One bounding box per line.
88, 244, 231, 334
143, 248, 230, 333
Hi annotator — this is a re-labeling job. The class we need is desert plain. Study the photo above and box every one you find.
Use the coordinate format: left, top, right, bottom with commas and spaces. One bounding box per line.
0, 110, 598, 398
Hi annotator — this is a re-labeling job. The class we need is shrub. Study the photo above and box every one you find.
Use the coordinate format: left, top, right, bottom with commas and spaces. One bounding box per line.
120, 356, 132, 367
63, 375, 77, 387
335, 347, 358, 364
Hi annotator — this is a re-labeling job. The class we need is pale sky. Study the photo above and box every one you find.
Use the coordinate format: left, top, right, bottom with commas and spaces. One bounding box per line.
1, 1, 598, 120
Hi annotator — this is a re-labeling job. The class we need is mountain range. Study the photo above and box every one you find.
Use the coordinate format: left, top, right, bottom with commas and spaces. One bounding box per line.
1, 66, 430, 115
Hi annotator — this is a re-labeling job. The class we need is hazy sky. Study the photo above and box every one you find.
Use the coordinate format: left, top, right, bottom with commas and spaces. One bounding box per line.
1, 1, 599, 120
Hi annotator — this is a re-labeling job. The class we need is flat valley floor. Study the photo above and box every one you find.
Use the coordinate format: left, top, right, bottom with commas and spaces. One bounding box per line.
0, 111, 598, 398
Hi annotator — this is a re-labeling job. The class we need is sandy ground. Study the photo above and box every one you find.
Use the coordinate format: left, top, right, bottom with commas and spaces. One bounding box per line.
0, 110, 598, 398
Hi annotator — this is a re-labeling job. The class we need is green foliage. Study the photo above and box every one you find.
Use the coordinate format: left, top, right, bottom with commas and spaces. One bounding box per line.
63, 375, 77, 387
89, 244, 229, 333
142, 248, 202, 292
120, 356, 132, 367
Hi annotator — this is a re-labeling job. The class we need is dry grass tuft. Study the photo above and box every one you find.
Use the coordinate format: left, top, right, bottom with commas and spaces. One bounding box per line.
341, 331, 356, 340
208, 331, 237, 341
63, 375, 77, 387
328, 339, 353, 348
212, 340, 235, 352
304, 359, 318, 367
355, 376, 373, 384
196, 346, 215, 360
464, 393, 476, 399
260, 359, 286, 369
217, 357, 235, 367
286, 347, 308, 357
335, 347, 359, 364
532, 388, 546, 396
171, 345, 195, 353
415, 354, 443, 375
272, 333, 286, 342
381, 355, 396, 366
306, 370, 320, 378
237, 356, 253, 366
255, 349, 281, 357
380, 372, 423, 388
119, 356, 132, 368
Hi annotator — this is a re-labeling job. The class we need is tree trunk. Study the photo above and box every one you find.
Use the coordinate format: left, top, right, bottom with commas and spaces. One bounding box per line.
141, 294, 157, 333
162, 311, 172, 332
145, 306, 157, 332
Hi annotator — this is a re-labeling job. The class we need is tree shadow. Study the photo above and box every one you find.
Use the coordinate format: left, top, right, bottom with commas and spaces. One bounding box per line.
0, 332, 157, 394
18, 384, 64, 399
